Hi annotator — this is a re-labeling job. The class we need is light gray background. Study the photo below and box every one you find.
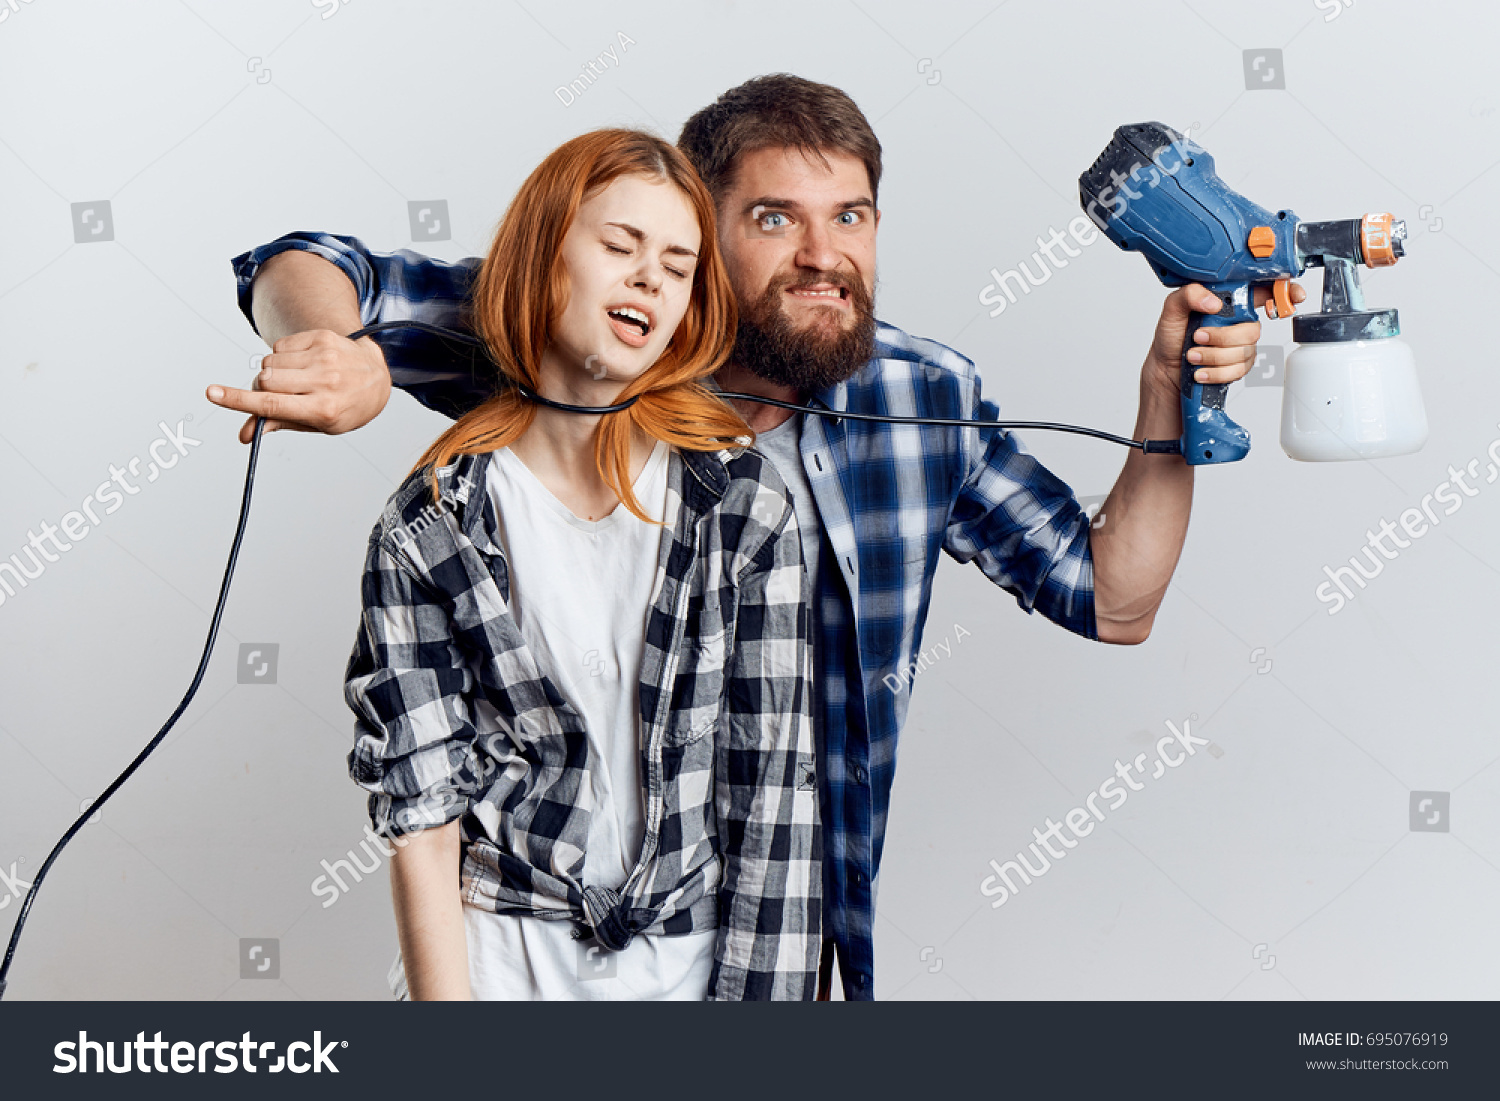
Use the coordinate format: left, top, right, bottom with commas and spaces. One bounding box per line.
1, 0, 1495, 1001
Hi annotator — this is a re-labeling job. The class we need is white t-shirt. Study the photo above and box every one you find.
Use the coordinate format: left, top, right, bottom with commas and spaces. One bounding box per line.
390, 439, 716, 1000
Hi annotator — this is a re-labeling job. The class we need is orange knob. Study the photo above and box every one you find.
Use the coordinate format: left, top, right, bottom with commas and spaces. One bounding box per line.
1247, 226, 1277, 259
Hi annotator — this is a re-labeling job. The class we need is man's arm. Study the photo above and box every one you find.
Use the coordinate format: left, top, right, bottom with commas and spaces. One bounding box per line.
1089, 281, 1305, 643
943, 384, 1098, 641
212, 232, 487, 443
249, 247, 363, 344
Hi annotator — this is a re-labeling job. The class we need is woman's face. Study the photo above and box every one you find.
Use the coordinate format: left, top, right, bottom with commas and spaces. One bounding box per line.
544, 173, 703, 393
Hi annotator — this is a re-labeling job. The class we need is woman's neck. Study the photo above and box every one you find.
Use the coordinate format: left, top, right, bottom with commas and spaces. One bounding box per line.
510, 345, 660, 521
508, 406, 656, 522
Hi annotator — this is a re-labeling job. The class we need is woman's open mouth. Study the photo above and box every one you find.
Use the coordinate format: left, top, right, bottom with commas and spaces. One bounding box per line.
606, 305, 652, 348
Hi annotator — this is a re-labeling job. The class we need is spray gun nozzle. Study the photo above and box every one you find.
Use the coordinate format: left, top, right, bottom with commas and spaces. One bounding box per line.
1360, 213, 1402, 267
1387, 224, 1407, 261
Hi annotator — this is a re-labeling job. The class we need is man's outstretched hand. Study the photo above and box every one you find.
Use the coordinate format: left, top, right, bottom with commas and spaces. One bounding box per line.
206, 329, 391, 445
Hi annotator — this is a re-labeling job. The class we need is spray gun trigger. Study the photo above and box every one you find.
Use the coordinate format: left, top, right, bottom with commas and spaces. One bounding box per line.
1265, 277, 1296, 320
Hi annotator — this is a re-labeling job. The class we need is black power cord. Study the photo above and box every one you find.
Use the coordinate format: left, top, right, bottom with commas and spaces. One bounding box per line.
0, 320, 1180, 999
0, 417, 268, 1001
355, 319, 1182, 452
714, 390, 1182, 452
351, 320, 646, 415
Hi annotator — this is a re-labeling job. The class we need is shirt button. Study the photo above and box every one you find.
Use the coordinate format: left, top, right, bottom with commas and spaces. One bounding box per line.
851, 871, 866, 886
852, 765, 868, 785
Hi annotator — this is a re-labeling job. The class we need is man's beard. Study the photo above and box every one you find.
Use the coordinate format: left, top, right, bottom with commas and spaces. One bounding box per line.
732, 269, 877, 393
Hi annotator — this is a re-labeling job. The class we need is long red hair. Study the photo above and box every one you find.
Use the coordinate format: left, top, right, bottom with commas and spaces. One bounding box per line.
410, 129, 747, 521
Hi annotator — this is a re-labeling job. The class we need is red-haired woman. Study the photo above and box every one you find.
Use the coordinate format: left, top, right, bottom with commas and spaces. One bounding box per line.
344, 130, 820, 1001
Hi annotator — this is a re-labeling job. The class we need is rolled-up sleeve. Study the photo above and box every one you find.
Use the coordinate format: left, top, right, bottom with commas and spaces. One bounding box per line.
708, 490, 822, 1001
942, 371, 1097, 641
231, 231, 385, 334
230, 231, 492, 421
345, 528, 483, 838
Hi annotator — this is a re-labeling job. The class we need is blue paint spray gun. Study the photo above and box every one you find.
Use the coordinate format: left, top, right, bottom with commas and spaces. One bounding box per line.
1080, 121, 1423, 465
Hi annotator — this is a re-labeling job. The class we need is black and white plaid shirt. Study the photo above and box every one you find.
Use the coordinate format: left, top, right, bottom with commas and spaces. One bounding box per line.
344, 443, 821, 1000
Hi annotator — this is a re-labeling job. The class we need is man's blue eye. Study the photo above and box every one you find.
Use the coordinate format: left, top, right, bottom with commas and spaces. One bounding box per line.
837, 211, 861, 226
760, 212, 788, 229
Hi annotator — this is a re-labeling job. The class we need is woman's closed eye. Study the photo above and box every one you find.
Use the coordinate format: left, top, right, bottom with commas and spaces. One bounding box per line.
605, 242, 689, 280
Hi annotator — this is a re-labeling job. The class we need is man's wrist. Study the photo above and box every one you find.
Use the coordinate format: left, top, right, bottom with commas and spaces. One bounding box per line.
1140, 358, 1182, 406
1143, 353, 1181, 396
1136, 359, 1186, 449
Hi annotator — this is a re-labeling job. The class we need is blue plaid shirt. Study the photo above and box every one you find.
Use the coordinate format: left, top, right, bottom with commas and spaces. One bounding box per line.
231, 232, 1099, 999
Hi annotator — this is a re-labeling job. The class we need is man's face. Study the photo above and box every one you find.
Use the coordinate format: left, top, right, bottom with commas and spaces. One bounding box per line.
716, 146, 880, 392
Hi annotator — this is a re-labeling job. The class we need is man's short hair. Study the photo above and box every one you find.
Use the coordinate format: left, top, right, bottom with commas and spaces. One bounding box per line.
678, 73, 883, 207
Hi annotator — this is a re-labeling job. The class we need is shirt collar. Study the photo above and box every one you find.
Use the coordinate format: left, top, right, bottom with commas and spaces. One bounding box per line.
432, 451, 500, 556
430, 445, 733, 555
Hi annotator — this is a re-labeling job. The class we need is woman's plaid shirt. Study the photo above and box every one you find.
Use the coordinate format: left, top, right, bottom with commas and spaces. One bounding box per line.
343, 444, 822, 1000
